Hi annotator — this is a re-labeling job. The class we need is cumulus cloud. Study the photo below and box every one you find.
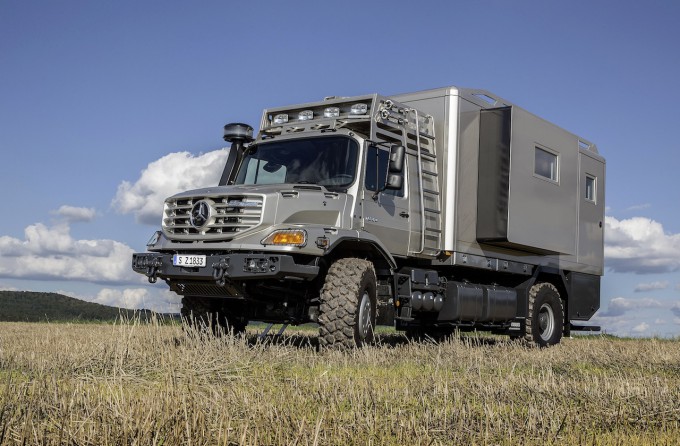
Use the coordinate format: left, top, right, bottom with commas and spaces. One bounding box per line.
598, 296, 662, 317
53, 205, 97, 223
0, 221, 138, 284
605, 216, 680, 274
632, 322, 650, 333
92, 287, 181, 313
634, 281, 669, 292
112, 149, 228, 225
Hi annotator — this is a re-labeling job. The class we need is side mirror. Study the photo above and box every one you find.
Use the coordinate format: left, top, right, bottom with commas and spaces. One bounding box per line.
385, 173, 403, 190
389, 145, 405, 173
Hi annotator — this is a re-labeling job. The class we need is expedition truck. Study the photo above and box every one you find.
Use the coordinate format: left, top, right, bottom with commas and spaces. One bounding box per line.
132, 86, 605, 348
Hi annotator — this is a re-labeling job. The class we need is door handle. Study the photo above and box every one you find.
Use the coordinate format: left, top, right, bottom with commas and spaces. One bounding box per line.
400, 212, 409, 218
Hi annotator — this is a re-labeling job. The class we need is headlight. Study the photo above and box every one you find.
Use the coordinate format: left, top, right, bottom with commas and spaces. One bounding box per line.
261, 229, 307, 247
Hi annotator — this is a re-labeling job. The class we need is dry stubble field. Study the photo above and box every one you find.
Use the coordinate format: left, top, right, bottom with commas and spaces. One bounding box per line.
1, 319, 679, 445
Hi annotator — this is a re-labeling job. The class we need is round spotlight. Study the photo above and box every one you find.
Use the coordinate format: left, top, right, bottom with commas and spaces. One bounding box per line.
223, 123, 254, 143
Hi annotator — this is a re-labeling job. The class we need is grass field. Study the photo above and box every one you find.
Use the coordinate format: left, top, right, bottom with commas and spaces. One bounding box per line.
1, 319, 679, 445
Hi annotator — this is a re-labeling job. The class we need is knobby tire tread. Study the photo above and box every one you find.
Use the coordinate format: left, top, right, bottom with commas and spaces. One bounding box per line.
318, 258, 375, 349
525, 282, 564, 346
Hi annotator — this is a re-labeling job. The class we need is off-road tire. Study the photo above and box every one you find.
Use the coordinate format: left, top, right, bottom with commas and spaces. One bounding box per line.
525, 282, 564, 347
181, 296, 247, 336
318, 258, 377, 349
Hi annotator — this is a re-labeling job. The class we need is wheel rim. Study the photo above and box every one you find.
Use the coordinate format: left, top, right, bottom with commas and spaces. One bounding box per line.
358, 290, 372, 340
538, 303, 555, 342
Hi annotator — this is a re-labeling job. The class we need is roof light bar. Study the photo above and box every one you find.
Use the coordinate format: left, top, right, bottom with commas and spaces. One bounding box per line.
324, 107, 340, 118
273, 114, 289, 124
350, 103, 368, 115
298, 110, 314, 121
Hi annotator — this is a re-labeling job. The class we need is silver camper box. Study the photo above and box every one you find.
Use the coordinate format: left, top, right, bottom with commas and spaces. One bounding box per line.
393, 87, 605, 279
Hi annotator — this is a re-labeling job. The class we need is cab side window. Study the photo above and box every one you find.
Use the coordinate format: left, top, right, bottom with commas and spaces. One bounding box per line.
365, 146, 404, 197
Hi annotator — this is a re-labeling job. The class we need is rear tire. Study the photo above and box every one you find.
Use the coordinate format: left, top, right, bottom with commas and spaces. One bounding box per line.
318, 258, 377, 349
525, 282, 564, 347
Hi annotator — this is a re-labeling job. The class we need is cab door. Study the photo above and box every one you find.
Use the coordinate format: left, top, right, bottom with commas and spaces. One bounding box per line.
361, 145, 411, 256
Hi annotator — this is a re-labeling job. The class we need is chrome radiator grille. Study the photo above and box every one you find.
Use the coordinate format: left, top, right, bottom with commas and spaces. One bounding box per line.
162, 195, 264, 241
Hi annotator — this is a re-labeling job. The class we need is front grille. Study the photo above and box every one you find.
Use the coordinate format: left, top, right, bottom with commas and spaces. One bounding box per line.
163, 194, 264, 241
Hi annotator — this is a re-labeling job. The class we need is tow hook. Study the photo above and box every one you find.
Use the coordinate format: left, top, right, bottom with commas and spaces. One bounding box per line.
212, 259, 230, 287
145, 257, 163, 283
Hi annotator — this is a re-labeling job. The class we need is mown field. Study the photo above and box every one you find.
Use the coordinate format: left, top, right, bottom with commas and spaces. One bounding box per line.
1, 320, 679, 445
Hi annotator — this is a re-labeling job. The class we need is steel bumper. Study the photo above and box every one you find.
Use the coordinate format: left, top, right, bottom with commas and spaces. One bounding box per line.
132, 252, 319, 285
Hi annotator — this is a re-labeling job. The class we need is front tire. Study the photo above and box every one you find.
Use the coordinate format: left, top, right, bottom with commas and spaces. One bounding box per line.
525, 282, 564, 347
318, 258, 377, 349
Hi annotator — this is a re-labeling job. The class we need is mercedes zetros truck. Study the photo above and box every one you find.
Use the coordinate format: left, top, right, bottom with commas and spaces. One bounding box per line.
132, 86, 605, 348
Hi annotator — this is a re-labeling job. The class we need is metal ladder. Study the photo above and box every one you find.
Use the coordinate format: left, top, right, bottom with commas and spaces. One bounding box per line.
373, 98, 442, 257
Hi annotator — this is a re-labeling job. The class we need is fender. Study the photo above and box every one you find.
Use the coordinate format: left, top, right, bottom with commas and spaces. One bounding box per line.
321, 230, 398, 272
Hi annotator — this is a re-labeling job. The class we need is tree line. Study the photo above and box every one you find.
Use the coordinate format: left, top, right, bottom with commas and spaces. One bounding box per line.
0, 291, 173, 323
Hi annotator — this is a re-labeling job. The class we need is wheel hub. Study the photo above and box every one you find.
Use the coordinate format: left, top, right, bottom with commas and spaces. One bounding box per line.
538, 303, 555, 341
358, 291, 372, 340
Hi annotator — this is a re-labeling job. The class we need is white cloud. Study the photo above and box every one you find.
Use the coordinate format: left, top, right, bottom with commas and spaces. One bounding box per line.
92, 287, 181, 313
590, 314, 633, 336
594, 299, 680, 336
598, 296, 662, 317
632, 322, 650, 333
634, 281, 669, 292
605, 216, 680, 274
112, 149, 228, 225
53, 205, 97, 223
0, 221, 138, 284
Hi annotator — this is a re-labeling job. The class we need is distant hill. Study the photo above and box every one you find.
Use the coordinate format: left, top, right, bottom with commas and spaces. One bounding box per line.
0, 291, 168, 323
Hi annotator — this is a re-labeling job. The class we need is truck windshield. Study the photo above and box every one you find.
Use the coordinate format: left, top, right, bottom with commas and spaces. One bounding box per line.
234, 136, 359, 191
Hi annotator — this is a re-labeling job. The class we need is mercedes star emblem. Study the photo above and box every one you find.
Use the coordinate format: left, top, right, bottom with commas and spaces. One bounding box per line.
190, 200, 211, 229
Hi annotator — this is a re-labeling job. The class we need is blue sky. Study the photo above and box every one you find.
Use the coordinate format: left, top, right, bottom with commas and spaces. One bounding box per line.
1, 1, 679, 337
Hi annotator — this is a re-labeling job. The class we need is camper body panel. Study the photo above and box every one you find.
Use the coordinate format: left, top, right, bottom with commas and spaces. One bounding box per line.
393, 87, 605, 276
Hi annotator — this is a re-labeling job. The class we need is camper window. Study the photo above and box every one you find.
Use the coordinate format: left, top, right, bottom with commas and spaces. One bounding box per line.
534, 146, 558, 182
585, 175, 596, 203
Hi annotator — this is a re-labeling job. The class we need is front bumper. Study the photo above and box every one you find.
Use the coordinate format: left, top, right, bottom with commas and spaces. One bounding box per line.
132, 252, 319, 285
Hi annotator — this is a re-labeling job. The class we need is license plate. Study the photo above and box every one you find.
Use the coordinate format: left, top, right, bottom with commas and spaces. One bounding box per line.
172, 254, 206, 267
